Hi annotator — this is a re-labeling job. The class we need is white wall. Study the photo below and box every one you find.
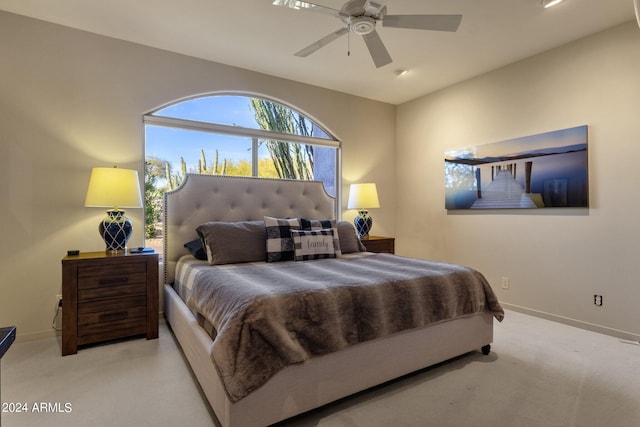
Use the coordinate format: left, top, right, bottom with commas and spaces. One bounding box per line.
397, 22, 640, 339
0, 11, 396, 340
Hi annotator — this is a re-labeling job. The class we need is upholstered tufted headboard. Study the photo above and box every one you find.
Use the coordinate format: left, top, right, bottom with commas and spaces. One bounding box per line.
163, 174, 336, 284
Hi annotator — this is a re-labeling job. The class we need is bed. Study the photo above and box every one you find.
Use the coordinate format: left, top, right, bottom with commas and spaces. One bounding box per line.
163, 174, 504, 427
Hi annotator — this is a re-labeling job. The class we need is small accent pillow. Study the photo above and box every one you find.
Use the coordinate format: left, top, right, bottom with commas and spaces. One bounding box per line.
291, 229, 337, 261
184, 239, 207, 261
196, 220, 266, 265
264, 216, 301, 262
299, 218, 342, 258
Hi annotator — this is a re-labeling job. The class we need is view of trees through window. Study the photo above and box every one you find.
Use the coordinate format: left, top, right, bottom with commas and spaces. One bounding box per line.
144, 95, 339, 255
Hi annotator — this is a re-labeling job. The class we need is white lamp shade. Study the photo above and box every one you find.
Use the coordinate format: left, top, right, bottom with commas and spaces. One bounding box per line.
347, 183, 380, 209
635, 0, 640, 29
84, 167, 143, 208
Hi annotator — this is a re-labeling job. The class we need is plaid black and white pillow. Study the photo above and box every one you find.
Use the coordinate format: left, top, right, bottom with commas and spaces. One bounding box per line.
299, 218, 342, 258
264, 216, 301, 262
291, 229, 337, 261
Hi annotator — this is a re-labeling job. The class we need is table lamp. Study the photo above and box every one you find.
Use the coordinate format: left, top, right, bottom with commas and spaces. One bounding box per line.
85, 166, 143, 252
347, 183, 380, 239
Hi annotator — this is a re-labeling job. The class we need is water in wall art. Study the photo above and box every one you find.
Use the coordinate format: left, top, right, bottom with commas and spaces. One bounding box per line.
445, 125, 588, 209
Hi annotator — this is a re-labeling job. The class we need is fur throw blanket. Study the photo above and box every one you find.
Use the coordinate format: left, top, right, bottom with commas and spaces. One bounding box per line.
186, 254, 504, 402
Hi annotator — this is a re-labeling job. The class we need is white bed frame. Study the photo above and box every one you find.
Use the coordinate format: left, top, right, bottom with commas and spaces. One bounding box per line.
163, 174, 494, 427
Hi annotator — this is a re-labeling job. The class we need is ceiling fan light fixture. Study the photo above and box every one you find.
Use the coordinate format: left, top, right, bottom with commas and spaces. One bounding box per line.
350, 16, 376, 35
541, 0, 566, 8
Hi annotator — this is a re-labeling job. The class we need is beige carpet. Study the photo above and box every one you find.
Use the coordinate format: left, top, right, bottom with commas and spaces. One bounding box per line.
2, 310, 640, 426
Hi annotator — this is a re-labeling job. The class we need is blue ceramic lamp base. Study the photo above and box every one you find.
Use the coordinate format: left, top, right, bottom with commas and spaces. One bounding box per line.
354, 210, 373, 239
99, 209, 133, 252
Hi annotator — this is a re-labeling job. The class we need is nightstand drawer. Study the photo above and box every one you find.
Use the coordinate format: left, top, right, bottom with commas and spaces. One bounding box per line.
78, 262, 145, 279
361, 236, 395, 254
77, 262, 147, 301
77, 319, 147, 343
78, 295, 147, 324
78, 272, 147, 289
78, 283, 146, 302
78, 296, 147, 338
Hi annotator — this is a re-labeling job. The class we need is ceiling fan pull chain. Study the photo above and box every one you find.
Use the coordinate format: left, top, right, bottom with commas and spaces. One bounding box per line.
347, 23, 351, 57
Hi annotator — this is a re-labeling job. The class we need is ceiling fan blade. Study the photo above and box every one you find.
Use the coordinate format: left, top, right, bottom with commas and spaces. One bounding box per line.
363, 0, 388, 16
294, 27, 349, 57
272, 0, 343, 18
362, 29, 392, 68
383, 14, 462, 32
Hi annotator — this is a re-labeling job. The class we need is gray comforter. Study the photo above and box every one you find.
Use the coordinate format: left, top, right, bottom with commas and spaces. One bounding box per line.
186, 253, 504, 402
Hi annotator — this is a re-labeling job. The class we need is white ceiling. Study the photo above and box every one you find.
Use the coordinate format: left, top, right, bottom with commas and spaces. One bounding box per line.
0, 0, 636, 104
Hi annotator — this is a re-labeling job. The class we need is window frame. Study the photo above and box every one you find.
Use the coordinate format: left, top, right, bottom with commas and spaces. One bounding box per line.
143, 94, 342, 230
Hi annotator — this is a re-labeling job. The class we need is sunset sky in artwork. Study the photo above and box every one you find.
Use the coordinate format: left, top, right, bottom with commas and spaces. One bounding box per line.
445, 125, 587, 161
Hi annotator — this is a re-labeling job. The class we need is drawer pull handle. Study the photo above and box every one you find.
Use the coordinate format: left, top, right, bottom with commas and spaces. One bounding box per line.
98, 277, 128, 286
99, 312, 128, 322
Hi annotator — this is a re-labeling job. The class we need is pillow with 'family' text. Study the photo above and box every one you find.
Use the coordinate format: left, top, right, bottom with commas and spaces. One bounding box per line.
299, 218, 342, 258
291, 228, 337, 261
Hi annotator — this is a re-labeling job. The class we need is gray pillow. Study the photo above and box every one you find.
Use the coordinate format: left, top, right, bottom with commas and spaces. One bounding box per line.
196, 220, 266, 265
337, 221, 366, 253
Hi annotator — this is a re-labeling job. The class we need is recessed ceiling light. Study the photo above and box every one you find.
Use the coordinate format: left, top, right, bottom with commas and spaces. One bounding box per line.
541, 0, 566, 8
394, 69, 409, 77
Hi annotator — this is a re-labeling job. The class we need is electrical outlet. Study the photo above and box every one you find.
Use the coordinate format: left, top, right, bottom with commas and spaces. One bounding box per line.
594, 295, 603, 306
501, 277, 510, 290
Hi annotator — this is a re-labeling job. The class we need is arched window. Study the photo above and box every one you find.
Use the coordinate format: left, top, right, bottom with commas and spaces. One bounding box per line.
143, 94, 340, 254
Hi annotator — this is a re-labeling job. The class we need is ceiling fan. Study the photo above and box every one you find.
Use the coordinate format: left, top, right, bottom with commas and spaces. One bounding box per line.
272, 0, 462, 68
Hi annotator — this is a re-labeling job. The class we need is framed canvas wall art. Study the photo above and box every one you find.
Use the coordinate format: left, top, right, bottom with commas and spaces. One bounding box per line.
444, 125, 588, 210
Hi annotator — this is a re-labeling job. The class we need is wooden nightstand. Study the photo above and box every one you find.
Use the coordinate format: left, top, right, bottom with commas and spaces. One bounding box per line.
360, 236, 395, 254
61, 250, 159, 356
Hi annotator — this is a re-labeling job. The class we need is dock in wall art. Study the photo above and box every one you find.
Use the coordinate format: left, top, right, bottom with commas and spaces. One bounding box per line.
445, 125, 588, 209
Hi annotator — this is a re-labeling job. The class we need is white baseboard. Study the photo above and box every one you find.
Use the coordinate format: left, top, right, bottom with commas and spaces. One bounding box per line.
12, 329, 59, 342
502, 302, 640, 342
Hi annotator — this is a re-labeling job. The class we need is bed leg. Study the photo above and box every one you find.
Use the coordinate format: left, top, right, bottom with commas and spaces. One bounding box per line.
481, 344, 491, 355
